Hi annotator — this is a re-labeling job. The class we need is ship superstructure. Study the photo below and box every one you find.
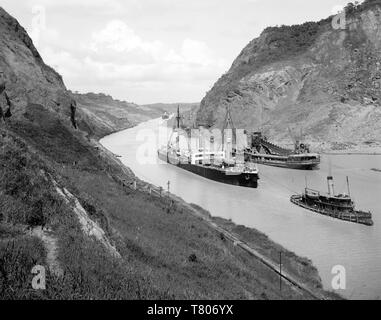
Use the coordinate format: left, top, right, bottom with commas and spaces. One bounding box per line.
158, 107, 259, 188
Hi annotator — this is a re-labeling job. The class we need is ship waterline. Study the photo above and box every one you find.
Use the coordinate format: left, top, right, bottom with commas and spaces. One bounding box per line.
157, 147, 259, 188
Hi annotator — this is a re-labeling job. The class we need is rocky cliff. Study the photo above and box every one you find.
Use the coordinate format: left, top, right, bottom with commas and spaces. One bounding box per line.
196, 0, 381, 151
0, 7, 72, 120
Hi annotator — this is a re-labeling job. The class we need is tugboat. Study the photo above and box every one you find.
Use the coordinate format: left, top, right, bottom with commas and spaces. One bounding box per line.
158, 107, 259, 188
245, 131, 320, 170
162, 111, 170, 120
290, 176, 373, 226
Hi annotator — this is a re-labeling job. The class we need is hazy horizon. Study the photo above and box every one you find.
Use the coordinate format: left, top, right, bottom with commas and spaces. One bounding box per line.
2, 0, 352, 104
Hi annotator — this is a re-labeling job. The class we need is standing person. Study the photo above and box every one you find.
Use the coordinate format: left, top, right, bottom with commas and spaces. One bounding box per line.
70, 98, 77, 129
0, 71, 12, 123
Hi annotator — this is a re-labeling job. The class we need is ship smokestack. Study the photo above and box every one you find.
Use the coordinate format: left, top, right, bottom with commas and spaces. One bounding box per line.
327, 176, 335, 195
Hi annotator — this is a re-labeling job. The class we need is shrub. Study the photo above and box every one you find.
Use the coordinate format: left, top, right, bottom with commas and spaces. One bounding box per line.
0, 237, 47, 299
0, 132, 64, 227
188, 253, 198, 263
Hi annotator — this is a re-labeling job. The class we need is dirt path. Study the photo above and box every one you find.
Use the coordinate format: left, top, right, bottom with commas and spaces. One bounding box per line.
31, 227, 63, 278
1, 226, 63, 278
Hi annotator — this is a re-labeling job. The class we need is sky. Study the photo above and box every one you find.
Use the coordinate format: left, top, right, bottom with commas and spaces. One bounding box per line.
1, 0, 353, 104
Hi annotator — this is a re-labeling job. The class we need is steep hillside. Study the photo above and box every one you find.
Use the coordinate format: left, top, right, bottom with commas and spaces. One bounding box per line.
0, 7, 71, 120
71, 92, 142, 138
196, 0, 381, 151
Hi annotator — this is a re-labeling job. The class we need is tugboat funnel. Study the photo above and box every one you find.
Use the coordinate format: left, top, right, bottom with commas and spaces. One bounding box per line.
327, 176, 335, 195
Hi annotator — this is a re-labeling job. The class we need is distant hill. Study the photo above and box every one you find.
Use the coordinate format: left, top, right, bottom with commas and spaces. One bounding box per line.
196, 0, 381, 151
141, 102, 199, 114
71, 91, 199, 138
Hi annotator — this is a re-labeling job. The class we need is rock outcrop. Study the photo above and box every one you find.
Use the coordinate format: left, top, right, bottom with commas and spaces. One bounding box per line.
0, 7, 72, 121
196, 0, 381, 150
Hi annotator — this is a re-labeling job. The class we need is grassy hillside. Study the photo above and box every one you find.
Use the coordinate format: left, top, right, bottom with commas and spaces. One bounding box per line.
72, 91, 198, 139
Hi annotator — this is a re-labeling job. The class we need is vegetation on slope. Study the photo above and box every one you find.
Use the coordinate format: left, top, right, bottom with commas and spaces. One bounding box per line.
210, 0, 381, 95
0, 101, 339, 299
0, 127, 167, 299
71, 91, 199, 139
196, 0, 381, 150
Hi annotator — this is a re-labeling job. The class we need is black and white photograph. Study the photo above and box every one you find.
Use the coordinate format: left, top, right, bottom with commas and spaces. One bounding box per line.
0, 0, 381, 308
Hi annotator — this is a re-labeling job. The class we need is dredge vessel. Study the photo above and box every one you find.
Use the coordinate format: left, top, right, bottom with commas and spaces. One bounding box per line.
290, 176, 373, 226
158, 107, 259, 188
245, 131, 320, 170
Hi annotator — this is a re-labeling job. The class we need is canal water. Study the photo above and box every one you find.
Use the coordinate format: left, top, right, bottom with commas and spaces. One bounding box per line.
101, 118, 381, 300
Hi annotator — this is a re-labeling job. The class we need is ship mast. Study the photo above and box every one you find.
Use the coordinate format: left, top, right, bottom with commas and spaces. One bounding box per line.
172, 105, 191, 153
171, 105, 181, 151
288, 127, 297, 151
176, 105, 181, 129
260, 103, 263, 133
222, 105, 236, 152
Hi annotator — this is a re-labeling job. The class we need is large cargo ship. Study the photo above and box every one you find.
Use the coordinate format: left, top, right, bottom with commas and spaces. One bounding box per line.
290, 176, 373, 226
245, 132, 320, 170
158, 147, 259, 188
158, 107, 259, 188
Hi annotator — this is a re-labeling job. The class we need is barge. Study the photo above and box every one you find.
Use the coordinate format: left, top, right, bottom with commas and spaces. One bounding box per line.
245, 132, 320, 170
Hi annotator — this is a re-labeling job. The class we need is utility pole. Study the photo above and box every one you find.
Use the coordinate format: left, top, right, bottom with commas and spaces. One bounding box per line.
279, 251, 282, 292
167, 180, 170, 196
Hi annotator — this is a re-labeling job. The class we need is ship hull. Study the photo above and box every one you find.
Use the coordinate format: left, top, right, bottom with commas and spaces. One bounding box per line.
290, 195, 373, 226
158, 151, 259, 188
245, 153, 319, 170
